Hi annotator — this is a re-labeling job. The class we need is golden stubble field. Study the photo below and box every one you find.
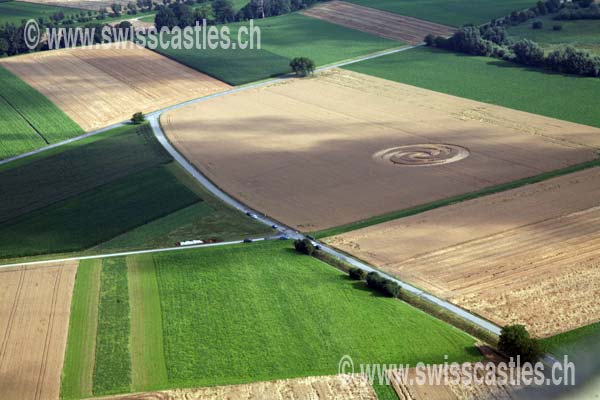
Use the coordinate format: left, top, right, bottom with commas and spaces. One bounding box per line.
302, 1, 456, 44
327, 168, 600, 338
0, 261, 78, 400
94, 375, 376, 400
0, 43, 230, 131
163, 68, 600, 232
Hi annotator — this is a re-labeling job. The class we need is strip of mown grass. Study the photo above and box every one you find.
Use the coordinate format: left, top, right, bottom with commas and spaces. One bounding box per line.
156, 13, 399, 85
343, 0, 536, 27
0, 66, 83, 151
93, 257, 131, 396
313, 158, 600, 238
0, 164, 200, 259
127, 254, 168, 392
344, 46, 600, 129
0, 123, 171, 224
147, 241, 479, 390
61, 259, 102, 400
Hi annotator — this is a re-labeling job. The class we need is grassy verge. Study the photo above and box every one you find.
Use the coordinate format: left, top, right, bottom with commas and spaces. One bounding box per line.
373, 382, 399, 400
93, 257, 131, 396
344, 46, 600, 129
313, 158, 600, 238
312, 250, 499, 345
128, 254, 168, 392
60, 259, 102, 400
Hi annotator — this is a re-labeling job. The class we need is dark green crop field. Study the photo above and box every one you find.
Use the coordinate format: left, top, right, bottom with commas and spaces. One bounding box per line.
345, 46, 600, 129
61, 241, 480, 397
0, 124, 271, 260
156, 13, 399, 85
0, 65, 83, 159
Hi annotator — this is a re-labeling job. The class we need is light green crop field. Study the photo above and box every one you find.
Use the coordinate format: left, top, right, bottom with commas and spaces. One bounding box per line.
0, 65, 83, 159
344, 47, 600, 129
155, 13, 399, 85
62, 241, 480, 396
0, 1, 83, 26
507, 15, 600, 55
343, 0, 536, 27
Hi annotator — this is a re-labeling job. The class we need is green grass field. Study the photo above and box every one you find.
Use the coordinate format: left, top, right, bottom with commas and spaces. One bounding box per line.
344, 46, 600, 129
542, 322, 600, 358
0, 1, 82, 26
62, 241, 480, 396
343, 0, 536, 27
507, 15, 600, 55
155, 13, 399, 85
0, 65, 83, 159
0, 124, 271, 260
92, 257, 132, 396
61, 259, 102, 400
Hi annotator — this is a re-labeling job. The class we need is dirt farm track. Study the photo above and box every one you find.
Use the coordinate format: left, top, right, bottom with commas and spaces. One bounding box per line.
327, 168, 600, 338
163, 68, 600, 232
0, 261, 78, 400
0, 43, 230, 131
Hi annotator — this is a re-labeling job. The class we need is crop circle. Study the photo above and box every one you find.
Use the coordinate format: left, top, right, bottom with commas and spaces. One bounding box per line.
373, 144, 470, 167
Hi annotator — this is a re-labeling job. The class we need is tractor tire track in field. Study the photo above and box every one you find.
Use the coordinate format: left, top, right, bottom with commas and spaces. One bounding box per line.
35, 266, 62, 400
0, 266, 26, 369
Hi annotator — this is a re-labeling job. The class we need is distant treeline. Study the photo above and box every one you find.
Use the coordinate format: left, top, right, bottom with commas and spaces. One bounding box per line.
424, 0, 600, 78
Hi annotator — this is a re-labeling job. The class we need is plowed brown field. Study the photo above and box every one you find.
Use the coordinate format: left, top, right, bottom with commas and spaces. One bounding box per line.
0, 261, 78, 400
327, 168, 600, 337
93, 375, 376, 400
0, 43, 230, 131
163, 69, 600, 231
303, 1, 455, 44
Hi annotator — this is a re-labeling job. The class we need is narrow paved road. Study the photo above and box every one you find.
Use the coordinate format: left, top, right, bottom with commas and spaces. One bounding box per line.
0, 42, 503, 336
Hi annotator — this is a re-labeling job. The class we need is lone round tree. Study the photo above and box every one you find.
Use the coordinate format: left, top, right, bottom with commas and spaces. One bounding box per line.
290, 57, 315, 77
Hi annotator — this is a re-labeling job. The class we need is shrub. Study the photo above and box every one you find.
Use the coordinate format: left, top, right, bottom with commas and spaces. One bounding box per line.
546, 46, 600, 76
532, 19, 544, 29
348, 267, 367, 281
293, 238, 314, 255
424, 33, 435, 46
498, 325, 542, 362
553, 23, 563, 30
290, 57, 315, 76
131, 112, 145, 124
366, 272, 401, 298
511, 39, 545, 66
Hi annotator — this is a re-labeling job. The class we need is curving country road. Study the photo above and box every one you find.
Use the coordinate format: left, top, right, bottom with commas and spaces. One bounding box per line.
0, 42, 503, 336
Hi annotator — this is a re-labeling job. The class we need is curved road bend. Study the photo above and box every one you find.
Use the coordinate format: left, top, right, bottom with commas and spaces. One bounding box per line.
1, 42, 505, 336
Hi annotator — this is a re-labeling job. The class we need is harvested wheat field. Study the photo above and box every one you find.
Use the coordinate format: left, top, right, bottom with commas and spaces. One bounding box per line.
0, 43, 230, 131
163, 68, 600, 231
388, 366, 518, 400
0, 261, 78, 400
303, 1, 455, 44
94, 375, 376, 400
327, 167, 600, 337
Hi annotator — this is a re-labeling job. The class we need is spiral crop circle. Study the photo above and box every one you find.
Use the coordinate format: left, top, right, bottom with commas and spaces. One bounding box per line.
372, 144, 470, 167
